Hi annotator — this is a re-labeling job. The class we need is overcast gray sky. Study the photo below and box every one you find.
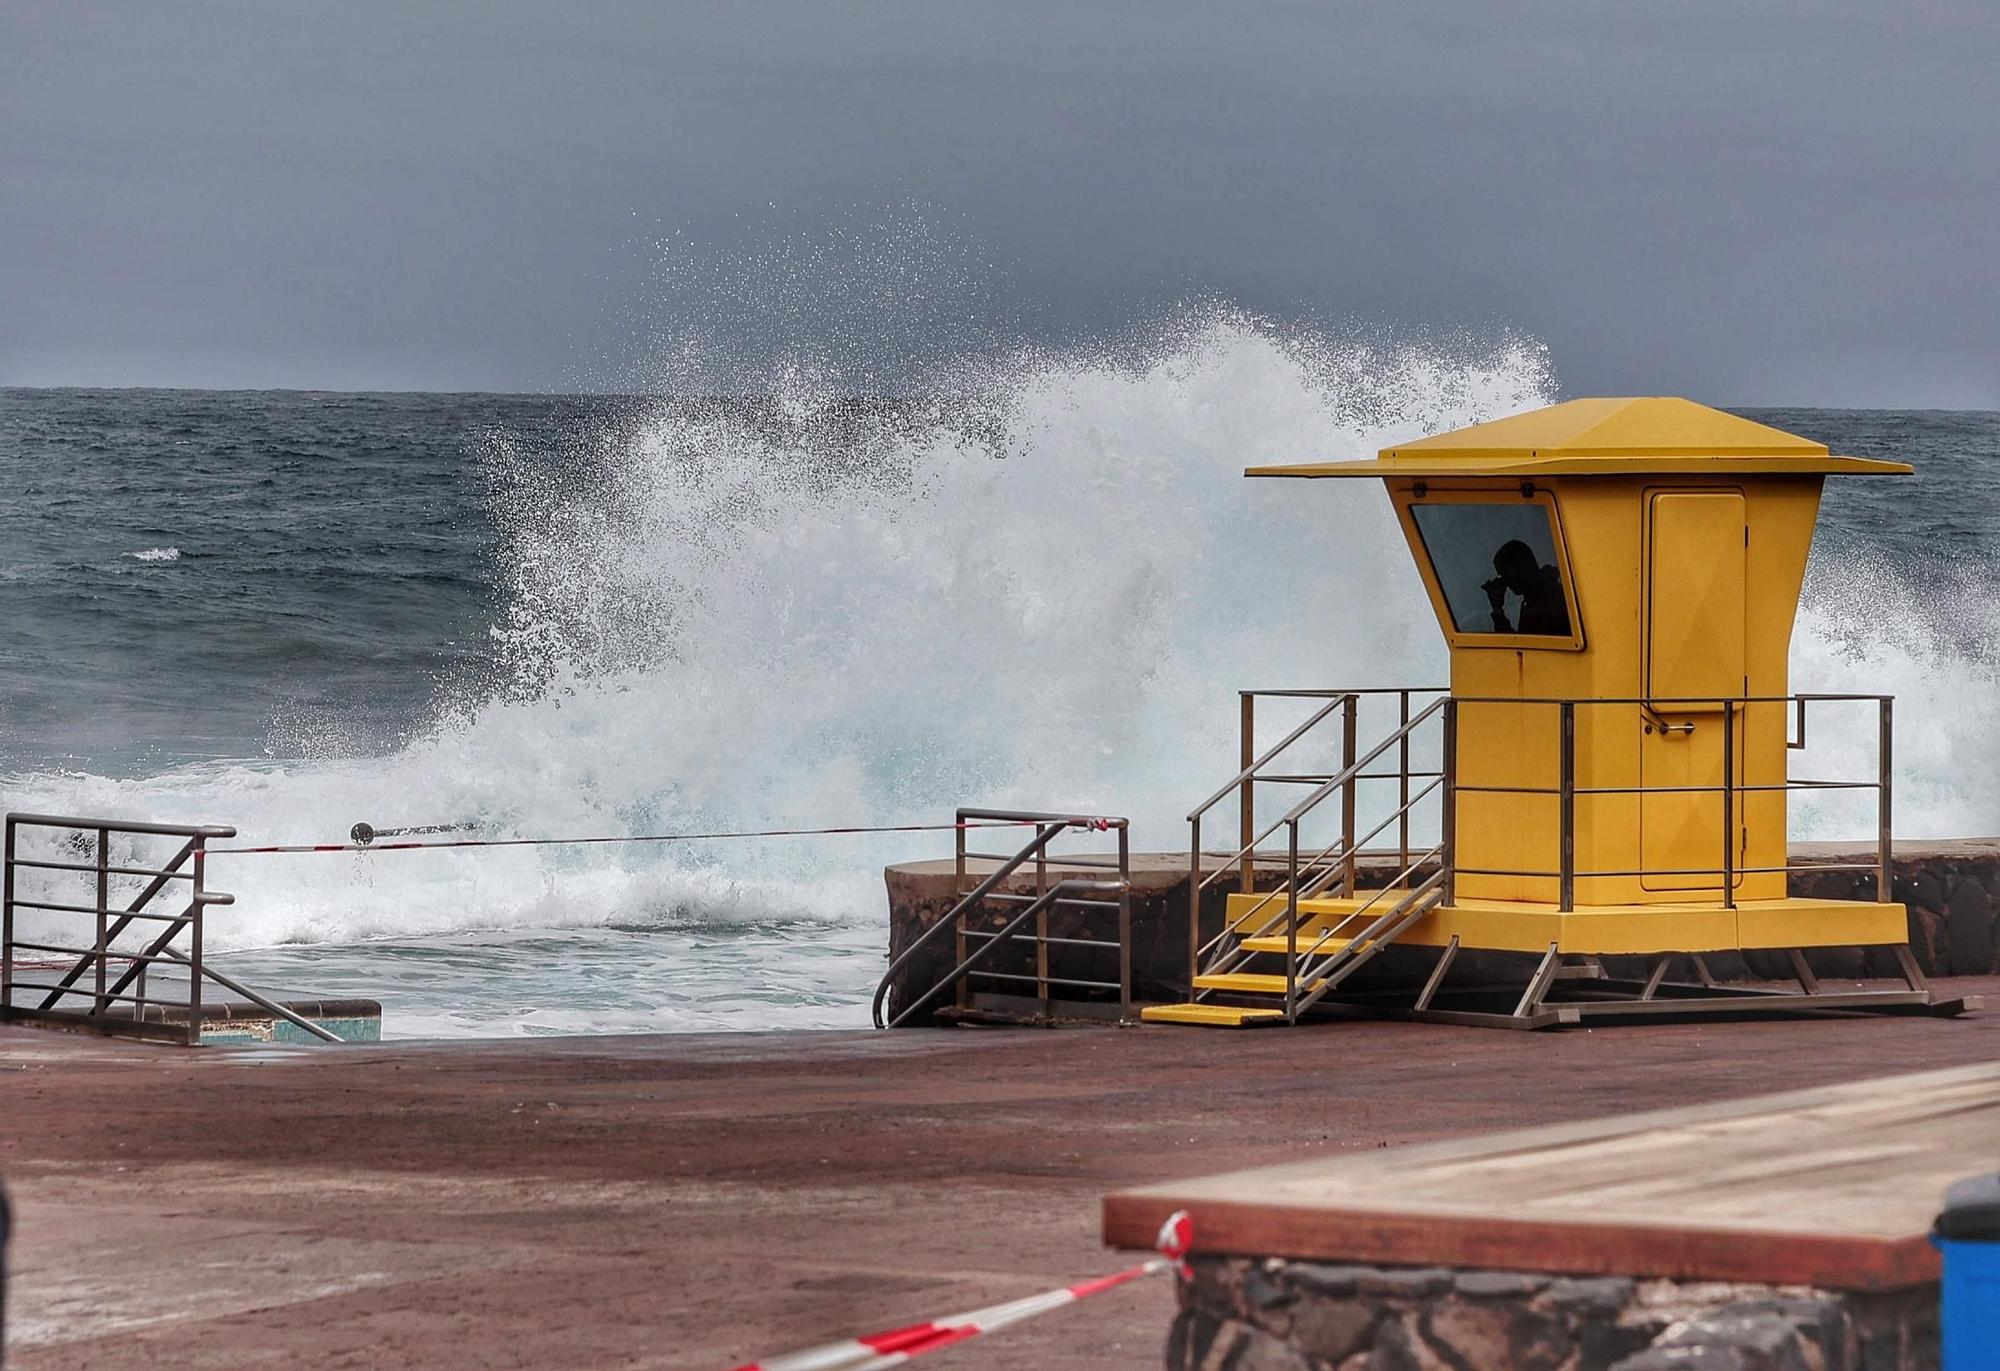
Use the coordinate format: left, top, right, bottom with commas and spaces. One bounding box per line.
3, 1, 1995, 405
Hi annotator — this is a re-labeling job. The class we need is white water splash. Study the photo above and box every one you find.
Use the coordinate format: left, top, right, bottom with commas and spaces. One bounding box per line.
5, 315, 1994, 1002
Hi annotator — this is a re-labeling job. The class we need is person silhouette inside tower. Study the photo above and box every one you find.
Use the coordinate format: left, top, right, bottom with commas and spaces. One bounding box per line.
1482, 539, 1570, 635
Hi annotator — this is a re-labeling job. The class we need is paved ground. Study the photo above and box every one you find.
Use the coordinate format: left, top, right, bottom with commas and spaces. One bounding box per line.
4, 988, 1998, 1370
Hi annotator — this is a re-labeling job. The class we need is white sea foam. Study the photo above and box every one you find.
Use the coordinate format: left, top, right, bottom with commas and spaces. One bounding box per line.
123, 546, 181, 561
5, 315, 1995, 1009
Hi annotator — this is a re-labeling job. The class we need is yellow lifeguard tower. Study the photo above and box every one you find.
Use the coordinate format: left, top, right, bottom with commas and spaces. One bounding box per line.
1146, 397, 1971, 1028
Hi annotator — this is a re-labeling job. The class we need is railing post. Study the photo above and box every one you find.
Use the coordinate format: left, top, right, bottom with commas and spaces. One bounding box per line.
1558, 702, 1575, 912
1285, 821, 1300, 1022
2, 815, 15, 1018
1397, 689, 1411, 875
1035, 824, 1050, 1014
188, 836, 206, 1047
1117, 822, 1132, 1021
1722, 699, 1736, 910
1239, 693, 1256, 896
1340, 693, 1358, 897
1187, 814, 1202, 990
1441, 698, 1458, 906
954, 814, 971, 1012
1878, 696, 1894, 902
94, 826, 110, 1018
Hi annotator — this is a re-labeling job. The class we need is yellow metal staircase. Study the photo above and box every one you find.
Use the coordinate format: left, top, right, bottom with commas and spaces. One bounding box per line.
1141, 877, 1445, 1026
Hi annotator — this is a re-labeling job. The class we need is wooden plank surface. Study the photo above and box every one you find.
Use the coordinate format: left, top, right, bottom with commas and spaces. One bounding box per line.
1104, 1062, 2000, 1289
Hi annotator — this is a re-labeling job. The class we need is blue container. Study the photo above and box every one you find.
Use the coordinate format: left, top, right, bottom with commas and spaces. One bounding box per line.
1934, 1173, 2000, 1369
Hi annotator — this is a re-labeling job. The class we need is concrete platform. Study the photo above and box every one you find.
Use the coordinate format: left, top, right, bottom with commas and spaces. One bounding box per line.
1105, 1062, 1999, 1290
8, 985, 2000, 1369
2, 973, 380, 1045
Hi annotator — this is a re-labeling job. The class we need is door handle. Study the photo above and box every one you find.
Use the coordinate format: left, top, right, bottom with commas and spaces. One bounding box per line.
1641, 706, 1695, 736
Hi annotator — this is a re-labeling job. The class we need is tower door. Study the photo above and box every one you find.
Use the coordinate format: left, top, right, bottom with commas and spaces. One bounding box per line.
1641, 491, 1747, 894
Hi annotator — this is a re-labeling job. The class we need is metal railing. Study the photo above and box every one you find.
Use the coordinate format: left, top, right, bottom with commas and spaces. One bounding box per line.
872, 809, 1131, 1028
1444, 693, 1895, 908
1186, 691, 1448, 1004
1180, 688, 1897, 1023
2, 813, 342, 1045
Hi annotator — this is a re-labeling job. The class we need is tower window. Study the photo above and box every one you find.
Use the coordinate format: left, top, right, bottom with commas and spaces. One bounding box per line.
1408, 500, 1575, 639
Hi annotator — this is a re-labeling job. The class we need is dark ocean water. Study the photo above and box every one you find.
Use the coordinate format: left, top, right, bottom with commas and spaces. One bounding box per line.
0, 376, 1993, 1036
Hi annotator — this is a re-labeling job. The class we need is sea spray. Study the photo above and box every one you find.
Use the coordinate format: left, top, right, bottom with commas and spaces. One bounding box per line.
3, 320, 1994, 981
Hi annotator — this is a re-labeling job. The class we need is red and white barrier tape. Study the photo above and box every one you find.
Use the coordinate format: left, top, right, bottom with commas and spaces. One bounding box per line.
728, 1211, 1192, 1371
201, 816, 1115, 858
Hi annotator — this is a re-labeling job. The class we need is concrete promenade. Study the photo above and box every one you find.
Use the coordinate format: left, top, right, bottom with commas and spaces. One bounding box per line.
6, 990, 2000, 1370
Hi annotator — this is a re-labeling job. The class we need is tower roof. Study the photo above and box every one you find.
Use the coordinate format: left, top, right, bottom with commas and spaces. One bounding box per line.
1248, 397, 1911, 479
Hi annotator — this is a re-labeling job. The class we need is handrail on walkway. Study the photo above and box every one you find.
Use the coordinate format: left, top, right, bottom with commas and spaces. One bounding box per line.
872, 809, 1131, 1029
3, 812, 342, 1046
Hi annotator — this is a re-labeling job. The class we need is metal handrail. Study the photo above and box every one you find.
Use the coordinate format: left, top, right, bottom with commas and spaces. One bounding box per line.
1216, 775, 1445, 955
1188, 695, 1349, 820
1190, 696, 1451, 994
1181, 685, 1892, 1022
1202, 696, 1445, 918
1273, 696, 1450, 828
870, 811, 1128, 1029
3, 813, 343, 1046
1292, 870, 1447, 1018
1444, 692, 1895, 908
880, 878, 1129, 1029
1292, 843, 1444, 972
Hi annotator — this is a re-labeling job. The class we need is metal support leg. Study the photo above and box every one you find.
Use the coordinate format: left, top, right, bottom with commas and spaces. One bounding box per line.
1514, 942, 1562, 1019
1414, 935, 1459, 1011
1640, 956, 1671, 1001
1787, 948, 1822, 996
1894, 943, 1929, 992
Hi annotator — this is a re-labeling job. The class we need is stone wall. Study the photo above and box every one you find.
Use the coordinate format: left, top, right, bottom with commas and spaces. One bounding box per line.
1171, 1255, 1938, 1371
881, 841, 2000, 1025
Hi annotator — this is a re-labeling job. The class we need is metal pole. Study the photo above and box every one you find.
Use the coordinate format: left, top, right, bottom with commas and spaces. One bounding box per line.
94, 827, 109, 1018
187, 838, 205, 1046
1117, 823, 1132, 1020
955, 815, 971, 1011
1035, 824, 1049, 1013
1340, 694, 1358, 897
1558, 702, 1575, 912
1285, 821, 1299, 1022
1878, 697, 1894, 902
2, 816, 15, 1018
1239, 693, 1256, 896
1398, 689, 1411, 874
1721, 699, 1736, 910
1441, 698, 1458, 906
1187, 814, 1201, 989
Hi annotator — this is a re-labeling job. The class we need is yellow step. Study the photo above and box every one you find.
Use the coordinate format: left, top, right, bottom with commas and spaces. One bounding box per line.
1139, 1003, 1287, 1028
1239, 935, 1356, 955
1191, 972, 1326, 995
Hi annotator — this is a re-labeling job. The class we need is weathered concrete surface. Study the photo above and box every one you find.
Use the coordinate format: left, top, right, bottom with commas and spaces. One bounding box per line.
884, 841, 2000, 1022
5, 994, 2000, 1370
